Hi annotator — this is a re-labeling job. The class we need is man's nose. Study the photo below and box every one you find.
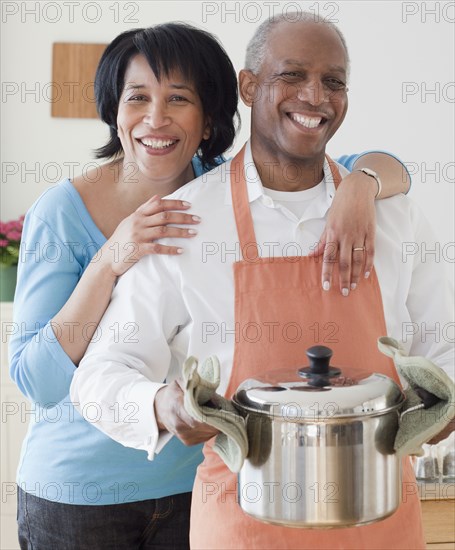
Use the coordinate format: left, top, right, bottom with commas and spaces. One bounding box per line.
143, 102, 171, 128
296, 80, 328, 106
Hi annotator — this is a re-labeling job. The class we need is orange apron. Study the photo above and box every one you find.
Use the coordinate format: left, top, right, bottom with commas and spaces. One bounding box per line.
190, 146, 424, 550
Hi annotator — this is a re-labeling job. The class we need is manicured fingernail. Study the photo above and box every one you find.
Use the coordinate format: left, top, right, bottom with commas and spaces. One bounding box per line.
192, 215, 201, 222
188, 229, 198, 235
342, 288, 349, 297
351, 283, 357, 290
177, 248, 183, 254
323, 281, 330, 291
182, 201, 191, 207
364, 271, 370, 279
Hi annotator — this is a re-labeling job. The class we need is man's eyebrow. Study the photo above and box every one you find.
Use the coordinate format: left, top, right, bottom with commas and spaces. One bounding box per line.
281, 59, 346, 74
282, 59, 305, 67
326, 65, 347, 75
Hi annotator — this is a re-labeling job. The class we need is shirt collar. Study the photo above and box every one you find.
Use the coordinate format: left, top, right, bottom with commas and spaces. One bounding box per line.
224, 140, 263, 205
224, 140, 337, 215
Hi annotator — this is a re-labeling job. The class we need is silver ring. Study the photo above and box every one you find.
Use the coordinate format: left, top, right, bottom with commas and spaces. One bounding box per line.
352, 247, 365, 252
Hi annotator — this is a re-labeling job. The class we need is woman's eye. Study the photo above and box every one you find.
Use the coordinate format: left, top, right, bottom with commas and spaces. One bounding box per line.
170, 95, 189, 103
127, 94, 146, 102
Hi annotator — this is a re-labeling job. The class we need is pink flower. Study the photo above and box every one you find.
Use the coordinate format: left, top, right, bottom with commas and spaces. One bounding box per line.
0, 215, 23, 266
6, 231, 21, 241
0, 216, 24, 245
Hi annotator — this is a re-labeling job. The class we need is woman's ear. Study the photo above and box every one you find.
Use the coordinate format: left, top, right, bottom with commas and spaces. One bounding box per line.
239, 69, 259, 107
202, 119, 211, 141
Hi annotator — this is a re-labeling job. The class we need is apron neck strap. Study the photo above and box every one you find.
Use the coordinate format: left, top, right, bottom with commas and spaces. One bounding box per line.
230, 145, 343, 261
230, 145, 259, 261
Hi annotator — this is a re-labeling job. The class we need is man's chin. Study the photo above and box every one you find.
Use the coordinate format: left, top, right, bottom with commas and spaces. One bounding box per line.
277, 131, 329, 157
280, 143, 327, 163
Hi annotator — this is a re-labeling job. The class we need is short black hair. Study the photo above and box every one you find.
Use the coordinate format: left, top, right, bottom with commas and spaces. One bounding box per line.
94, 23, 239, 169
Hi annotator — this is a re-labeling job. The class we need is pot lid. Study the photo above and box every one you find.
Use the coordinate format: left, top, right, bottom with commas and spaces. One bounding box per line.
233, 346, 405, 420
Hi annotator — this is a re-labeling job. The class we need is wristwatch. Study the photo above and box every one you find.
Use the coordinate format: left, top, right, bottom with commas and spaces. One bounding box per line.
355, 168, 382, 198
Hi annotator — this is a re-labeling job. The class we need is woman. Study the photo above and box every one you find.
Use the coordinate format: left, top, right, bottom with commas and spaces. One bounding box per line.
10, 23, 409, 550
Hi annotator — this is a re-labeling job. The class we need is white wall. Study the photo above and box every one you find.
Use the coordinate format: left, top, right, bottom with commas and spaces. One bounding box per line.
1, 1, 454, 245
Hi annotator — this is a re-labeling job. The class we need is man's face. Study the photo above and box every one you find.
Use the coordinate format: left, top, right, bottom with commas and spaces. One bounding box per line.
241, 21, 349, 165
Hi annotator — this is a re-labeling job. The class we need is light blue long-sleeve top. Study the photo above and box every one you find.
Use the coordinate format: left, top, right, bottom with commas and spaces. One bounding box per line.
9, 152, 403, 504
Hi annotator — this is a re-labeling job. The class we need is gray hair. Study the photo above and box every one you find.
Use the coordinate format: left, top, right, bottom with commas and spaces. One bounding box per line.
245, 11, 350, 79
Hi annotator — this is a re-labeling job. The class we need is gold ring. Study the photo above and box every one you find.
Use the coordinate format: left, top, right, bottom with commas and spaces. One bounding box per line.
353, 247, 365, 252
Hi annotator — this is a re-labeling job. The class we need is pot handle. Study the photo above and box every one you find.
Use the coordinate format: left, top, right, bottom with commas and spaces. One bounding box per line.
399, 387, 441, 422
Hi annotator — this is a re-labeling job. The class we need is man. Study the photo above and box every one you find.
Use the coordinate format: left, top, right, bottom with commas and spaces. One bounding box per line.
71, 13, 453, 549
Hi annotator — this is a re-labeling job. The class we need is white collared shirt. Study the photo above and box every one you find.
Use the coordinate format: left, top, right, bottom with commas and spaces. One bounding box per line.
71, 141, 454, 458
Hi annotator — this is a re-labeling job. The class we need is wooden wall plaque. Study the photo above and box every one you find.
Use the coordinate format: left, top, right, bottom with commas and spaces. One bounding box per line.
51, 43, 107, 119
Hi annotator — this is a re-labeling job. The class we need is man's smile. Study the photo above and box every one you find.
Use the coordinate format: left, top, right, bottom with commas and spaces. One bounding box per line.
287, 112, 329, 129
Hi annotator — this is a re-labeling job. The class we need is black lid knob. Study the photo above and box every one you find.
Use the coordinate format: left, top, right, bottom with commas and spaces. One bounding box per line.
306, 346, 333, 374
298, 346, 341, 379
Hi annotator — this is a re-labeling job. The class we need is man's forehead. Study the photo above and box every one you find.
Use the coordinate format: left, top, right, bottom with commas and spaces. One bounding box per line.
268, 20, 343, 45
263, 22, 347, 69
270, 18, 333, 36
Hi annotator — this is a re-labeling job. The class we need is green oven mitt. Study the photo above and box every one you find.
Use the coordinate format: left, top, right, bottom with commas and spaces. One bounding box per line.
182, 356, 248, 473
378, 337, 455, 456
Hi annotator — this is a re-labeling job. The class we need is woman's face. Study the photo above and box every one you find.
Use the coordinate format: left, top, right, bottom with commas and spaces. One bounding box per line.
117, 54, 210, 188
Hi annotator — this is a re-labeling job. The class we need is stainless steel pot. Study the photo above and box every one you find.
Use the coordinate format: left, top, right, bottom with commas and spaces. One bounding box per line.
232, 346, 405, 528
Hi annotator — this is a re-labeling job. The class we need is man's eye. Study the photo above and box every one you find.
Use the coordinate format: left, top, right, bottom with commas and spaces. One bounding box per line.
281, 72, 301, 79
325, 79, 346, 91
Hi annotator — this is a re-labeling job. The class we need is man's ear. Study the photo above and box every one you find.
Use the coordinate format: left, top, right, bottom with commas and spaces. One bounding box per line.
239, 69, 259, 107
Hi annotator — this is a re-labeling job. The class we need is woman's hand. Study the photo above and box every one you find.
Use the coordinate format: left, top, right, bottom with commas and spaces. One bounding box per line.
309, 172, 377, 296
99, 195, 201, 277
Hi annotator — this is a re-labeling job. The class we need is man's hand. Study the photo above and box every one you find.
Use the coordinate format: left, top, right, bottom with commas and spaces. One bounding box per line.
414, 387, 455, 445
427, 418, 455, 445
310, 171, 376, 295
154, 380, 219, 445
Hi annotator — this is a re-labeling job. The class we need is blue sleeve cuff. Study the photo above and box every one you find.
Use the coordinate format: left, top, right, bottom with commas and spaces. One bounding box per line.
335, 151, 412, 194
10, 321, 77, 407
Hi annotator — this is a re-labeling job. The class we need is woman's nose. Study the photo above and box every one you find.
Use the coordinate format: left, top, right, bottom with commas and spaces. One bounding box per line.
143, 102, 171, 128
